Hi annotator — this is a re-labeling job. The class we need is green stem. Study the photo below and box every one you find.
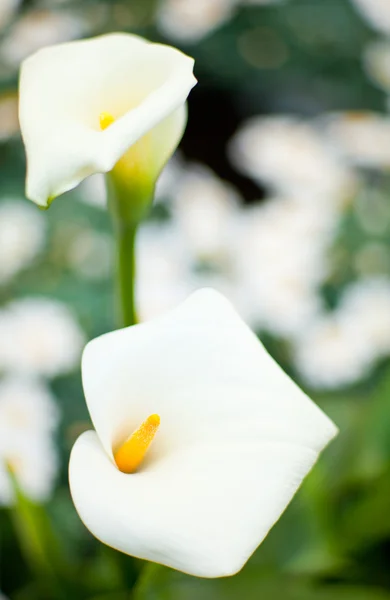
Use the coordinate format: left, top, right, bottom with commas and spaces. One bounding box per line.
114, 222, 137, 327
106, 172, 153, 329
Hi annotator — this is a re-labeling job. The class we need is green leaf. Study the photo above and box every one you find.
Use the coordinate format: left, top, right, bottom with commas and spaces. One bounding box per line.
8, 468, 71, 599
133, 565, 390, 600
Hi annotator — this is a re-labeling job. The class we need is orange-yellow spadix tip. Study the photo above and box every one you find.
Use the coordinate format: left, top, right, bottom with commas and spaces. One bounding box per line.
148, 414, 160, 427
99, 112, 115, 130
114, 414, 161, 474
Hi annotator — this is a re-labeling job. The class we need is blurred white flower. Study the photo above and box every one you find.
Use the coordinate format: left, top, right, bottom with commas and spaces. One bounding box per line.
136, 221, 193, 321
69, 289, 337, 577
0, 0, 21, 30
232, 197, 334, 336
355, 242, 390, 276
0, 92, 19, 141
170, 163, 241, 259
0, 200, 46, 284
137, 163, 244, 322
0, 298, 85, 378
293, 315, 374, 390
354, 189, 390, 236
351, 0, 390, 35
229, 116, 355, 201
237, 275, 322, 338
294, 277, 390, 389
323, 112, 390, 169
77, 173, 107, 210
0, 376, 58, 435
364, 41, 390, 92
338, 277, 390, 357
67, 229, 112, 281
140, 160, 341, 337
156, 0, 236, 42
0, 10, 85, 67
155, 154, 184, 203
0, 376, 59, 504
136, 219, 239, 323
239, 0, 286, 4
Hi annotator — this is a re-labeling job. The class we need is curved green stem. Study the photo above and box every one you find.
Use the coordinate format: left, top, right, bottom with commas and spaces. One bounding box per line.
114, 222, 137, 327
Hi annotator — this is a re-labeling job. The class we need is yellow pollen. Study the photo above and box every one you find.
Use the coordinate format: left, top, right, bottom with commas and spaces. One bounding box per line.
114, 414, 160, 474
99, 112, 115, 130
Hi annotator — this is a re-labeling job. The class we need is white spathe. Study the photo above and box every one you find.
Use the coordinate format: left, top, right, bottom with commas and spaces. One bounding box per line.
19, 33, 196, 207
69, 289, 337, 578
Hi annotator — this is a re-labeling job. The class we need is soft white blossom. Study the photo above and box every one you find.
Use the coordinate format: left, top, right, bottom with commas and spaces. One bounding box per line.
228, 116, 355, 200
239, 0, 286, 4
140, 162, 341, 336
69, 289, 337, 577
0, 200, 46, 284
77, 173, 107, 210
0, 298, 85, 377
364, 41, 390, 92
155, 154, 185, 203
1, 10, 85, 67
137, 163, 242, 321
170, 163, 241, 259
0, 0, 21, 30
156, 0, 236, 42
351, 0, 390, 35
338, 277, 390, 357
19, 33, 196, 207
293, 315, 374, 390
0, 376, 59, 504
322, 112, 390, 169
355, 243, 390, 276
232, 197, 335, 336
294, 277, 390, 389
67, 229, 112, 281
354, 189, 390, 236
136, 221, 193, 321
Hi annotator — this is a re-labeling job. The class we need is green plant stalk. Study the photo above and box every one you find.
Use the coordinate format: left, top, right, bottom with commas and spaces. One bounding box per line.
106, 171, 154, 328
114, 221, 138, 327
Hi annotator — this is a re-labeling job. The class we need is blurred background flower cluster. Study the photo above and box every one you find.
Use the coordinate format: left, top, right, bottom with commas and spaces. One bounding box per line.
2, 0, 390, 598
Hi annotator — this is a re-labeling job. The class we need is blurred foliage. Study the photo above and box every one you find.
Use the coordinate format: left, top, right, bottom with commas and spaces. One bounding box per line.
2, 0, 390, 599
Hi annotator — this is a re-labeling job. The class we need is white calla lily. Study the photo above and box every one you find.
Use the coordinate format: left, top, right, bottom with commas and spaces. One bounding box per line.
19, 33, 196, 207
69, 289, 337, 578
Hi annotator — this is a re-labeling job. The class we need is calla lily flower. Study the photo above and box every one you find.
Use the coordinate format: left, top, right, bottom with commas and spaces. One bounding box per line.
69, 289, 337, 578
19, 33, 196, 207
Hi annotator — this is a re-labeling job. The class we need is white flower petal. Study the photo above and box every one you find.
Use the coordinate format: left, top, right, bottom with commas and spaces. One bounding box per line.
19, 33, 196, 206
81, 289, 336, 463
70, 430, 317, 577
